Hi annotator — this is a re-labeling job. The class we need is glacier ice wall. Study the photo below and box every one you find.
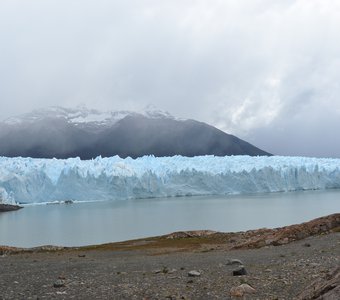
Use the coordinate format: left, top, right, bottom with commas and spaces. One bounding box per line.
0, 155, 340, 204
0, 187, 16, 205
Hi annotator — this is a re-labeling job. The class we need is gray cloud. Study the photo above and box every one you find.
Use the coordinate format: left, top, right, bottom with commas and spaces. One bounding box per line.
1, 0, 340, 157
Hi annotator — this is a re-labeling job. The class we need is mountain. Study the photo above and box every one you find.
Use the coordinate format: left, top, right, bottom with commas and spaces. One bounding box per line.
0, 107, 271, 159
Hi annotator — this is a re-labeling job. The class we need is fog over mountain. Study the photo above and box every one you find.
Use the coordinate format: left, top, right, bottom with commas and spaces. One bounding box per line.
1, 1, 340, 158
0, 107, 270, 159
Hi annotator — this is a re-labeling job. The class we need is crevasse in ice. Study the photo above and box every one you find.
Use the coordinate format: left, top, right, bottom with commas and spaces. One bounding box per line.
0, 155, 339, 204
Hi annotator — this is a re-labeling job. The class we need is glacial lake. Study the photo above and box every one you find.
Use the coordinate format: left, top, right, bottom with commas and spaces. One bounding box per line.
1, 189, 340, 248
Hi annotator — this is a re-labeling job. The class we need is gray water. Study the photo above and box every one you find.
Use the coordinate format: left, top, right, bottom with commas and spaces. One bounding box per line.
1, 189, 340, 247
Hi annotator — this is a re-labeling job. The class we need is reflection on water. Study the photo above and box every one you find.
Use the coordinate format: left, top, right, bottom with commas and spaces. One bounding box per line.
1, 189, 340, 247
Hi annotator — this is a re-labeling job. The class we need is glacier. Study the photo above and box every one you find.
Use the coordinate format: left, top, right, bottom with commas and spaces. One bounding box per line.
0, 155, 340, 205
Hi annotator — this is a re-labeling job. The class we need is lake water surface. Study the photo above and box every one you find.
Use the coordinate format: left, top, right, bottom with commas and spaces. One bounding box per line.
1, 189, 340, 247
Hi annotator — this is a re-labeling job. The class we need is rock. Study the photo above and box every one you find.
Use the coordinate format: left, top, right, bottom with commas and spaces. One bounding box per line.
303, 243, 311, 247
232, 214, 340, 250
226, 259, 243, 265
310, 263, 320, 268
33, 245, 65, 251
53, 279, 65, 288
154, 267, 169, 274
230, 284, 256, 297
116, 271, 127, 275
165, 230, 217, 239
230, 286, 244, 297
56, 291, 67, 295
0, 204, 23, 212
239, 284, 256, 293
188, 270, 201, 277
265, 238, 275, 245
232, 266, 247, 276
279, 237, 289, 245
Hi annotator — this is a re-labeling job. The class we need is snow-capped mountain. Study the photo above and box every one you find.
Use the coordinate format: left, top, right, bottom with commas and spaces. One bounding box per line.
4, 106, 175, 127
0, 106, 271, 159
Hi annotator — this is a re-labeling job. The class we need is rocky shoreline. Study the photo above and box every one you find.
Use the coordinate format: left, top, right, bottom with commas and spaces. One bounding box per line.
0, 203, 22, 212
0, 213, 339, 299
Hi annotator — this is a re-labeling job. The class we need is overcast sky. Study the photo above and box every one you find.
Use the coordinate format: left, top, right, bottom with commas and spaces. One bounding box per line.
1, 0, 340, 158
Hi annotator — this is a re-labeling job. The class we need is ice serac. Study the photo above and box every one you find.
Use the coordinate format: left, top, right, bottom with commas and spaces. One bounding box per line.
0, 155, 340, 204
0, 187, 16, 205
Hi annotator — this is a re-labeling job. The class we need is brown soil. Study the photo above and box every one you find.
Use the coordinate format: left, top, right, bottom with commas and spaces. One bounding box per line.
0, 214, 339, 299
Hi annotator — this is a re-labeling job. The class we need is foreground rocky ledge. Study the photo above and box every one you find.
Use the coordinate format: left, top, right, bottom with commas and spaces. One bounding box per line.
0, 214, 339, 299
298, 266, 340, 300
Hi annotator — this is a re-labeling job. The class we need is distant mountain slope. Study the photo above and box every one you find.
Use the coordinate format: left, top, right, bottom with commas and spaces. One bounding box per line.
0, 107, 271, 159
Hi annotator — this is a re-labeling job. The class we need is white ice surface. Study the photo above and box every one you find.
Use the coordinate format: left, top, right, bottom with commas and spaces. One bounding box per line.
0, 155, 339, 204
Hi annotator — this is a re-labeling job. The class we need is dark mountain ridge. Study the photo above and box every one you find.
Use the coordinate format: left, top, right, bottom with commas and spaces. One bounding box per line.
0, 107, 271, 159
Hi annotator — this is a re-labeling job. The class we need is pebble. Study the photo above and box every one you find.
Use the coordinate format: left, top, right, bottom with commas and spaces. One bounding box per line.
168, 268, 177, 274
188, 270, 201, 277
56, 291, 67, 295
53, 279, 65, 288
154, 267, 169, 274
310, 263, 320, 267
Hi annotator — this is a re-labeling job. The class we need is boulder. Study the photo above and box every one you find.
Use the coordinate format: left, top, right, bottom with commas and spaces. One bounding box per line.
230, 284, 256, 297
232, 266, 247, 276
